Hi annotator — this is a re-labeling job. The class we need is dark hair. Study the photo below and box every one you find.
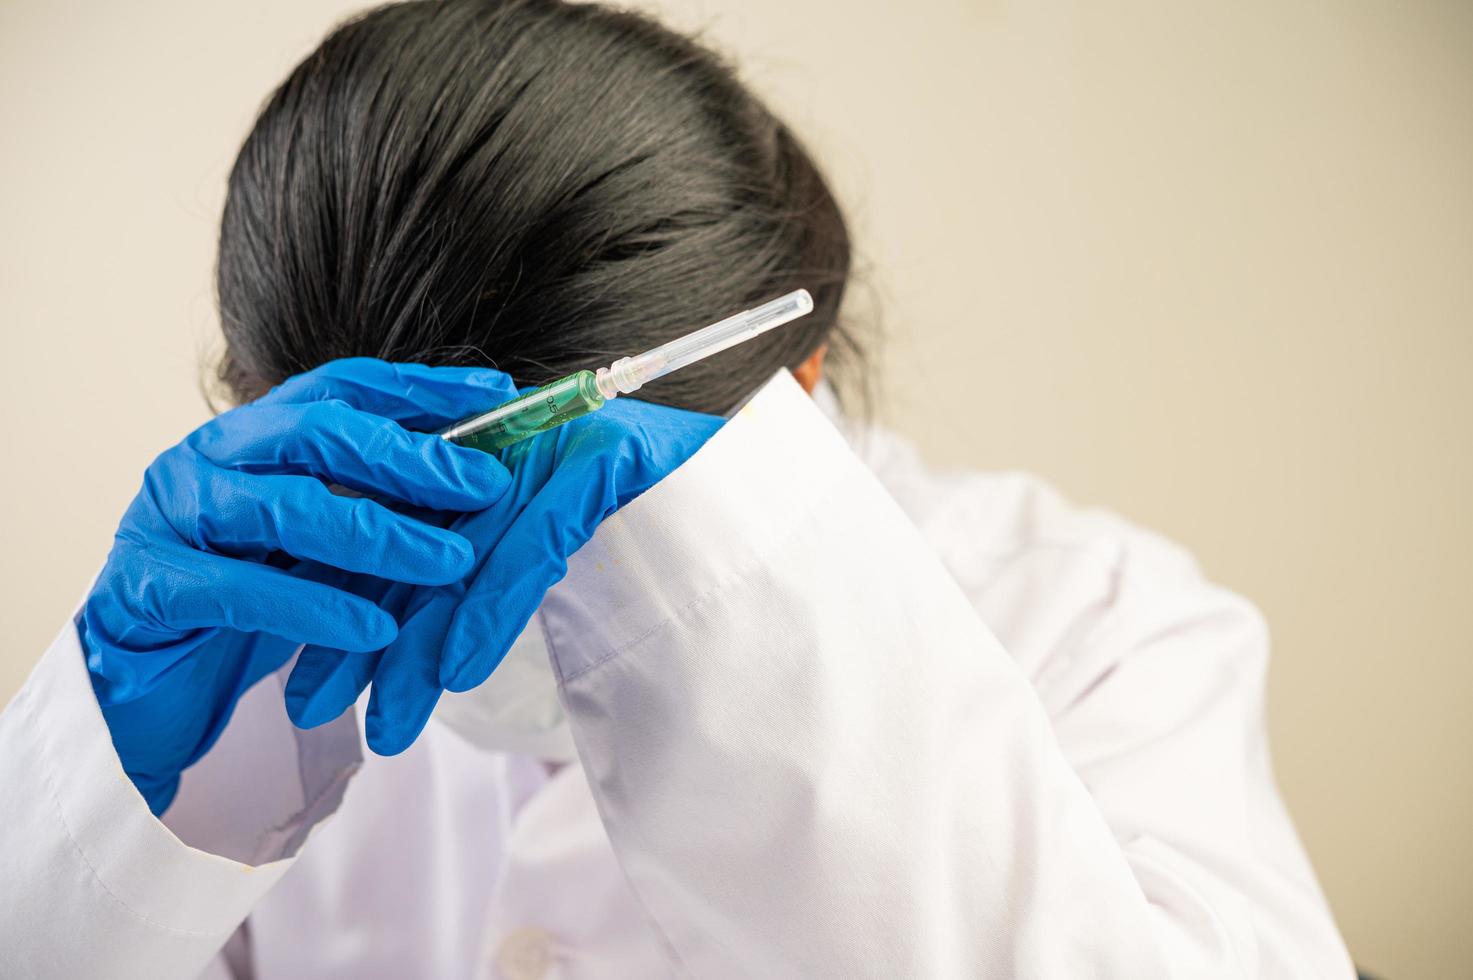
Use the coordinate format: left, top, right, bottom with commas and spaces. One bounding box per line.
215, 0, 858, 416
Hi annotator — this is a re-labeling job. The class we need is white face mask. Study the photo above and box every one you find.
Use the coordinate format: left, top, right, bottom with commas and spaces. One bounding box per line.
431, 613, 576, 762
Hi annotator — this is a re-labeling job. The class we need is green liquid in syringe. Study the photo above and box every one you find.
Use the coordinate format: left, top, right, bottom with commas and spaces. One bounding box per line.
443, 370, 606, 454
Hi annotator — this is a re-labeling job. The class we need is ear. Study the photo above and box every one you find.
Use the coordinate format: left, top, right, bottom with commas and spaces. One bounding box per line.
791, 344, 828, 394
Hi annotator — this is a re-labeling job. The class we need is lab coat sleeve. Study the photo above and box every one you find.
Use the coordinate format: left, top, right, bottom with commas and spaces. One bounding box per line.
540, 371, 1354, 978
0, 616, 361, 979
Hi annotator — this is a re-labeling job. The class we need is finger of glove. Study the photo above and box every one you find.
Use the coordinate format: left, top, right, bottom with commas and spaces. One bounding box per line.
192, 400, 510, 511
363, 592, 462, 755
150, 549, 397, 652
184, 469, 476, 585
284, 645, 380, 729
282, 574, 408, 729
439, 476, 615, 692
260, 358, 520, 430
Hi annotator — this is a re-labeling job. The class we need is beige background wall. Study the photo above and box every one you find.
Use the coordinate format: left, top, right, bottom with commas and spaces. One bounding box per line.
2, 1, 1468, 976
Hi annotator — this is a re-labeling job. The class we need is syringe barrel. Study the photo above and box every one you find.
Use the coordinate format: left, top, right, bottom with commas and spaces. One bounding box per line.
440, 370, 605, 453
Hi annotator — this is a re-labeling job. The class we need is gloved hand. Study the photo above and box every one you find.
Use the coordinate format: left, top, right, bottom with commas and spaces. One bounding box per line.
82, 358, 518, 814
283, 392, 723, 756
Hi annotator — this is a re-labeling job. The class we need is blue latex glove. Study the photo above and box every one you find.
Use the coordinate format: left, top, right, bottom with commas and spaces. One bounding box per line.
283, 392, 723, 756
82, 359, 517, 814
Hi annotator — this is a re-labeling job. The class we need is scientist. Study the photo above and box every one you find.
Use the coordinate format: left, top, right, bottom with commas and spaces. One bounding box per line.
0, 1, 1356, 977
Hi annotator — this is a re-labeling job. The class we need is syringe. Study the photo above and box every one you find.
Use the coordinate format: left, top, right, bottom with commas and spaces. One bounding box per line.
439, 289, 814, 454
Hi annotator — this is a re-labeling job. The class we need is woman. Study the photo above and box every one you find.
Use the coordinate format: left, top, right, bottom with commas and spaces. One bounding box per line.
0, 1, 1354, 977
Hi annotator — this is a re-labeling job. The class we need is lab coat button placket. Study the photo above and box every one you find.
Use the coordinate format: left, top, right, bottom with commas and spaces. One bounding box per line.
493, 925, 557, 980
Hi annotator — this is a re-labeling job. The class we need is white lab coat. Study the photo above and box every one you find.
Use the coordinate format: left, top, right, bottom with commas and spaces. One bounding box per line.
0, 372, 1354, 979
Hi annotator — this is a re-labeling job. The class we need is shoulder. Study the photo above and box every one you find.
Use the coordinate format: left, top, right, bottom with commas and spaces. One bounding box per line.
847, 420, 1203, 585
843, 421, 1269, 698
